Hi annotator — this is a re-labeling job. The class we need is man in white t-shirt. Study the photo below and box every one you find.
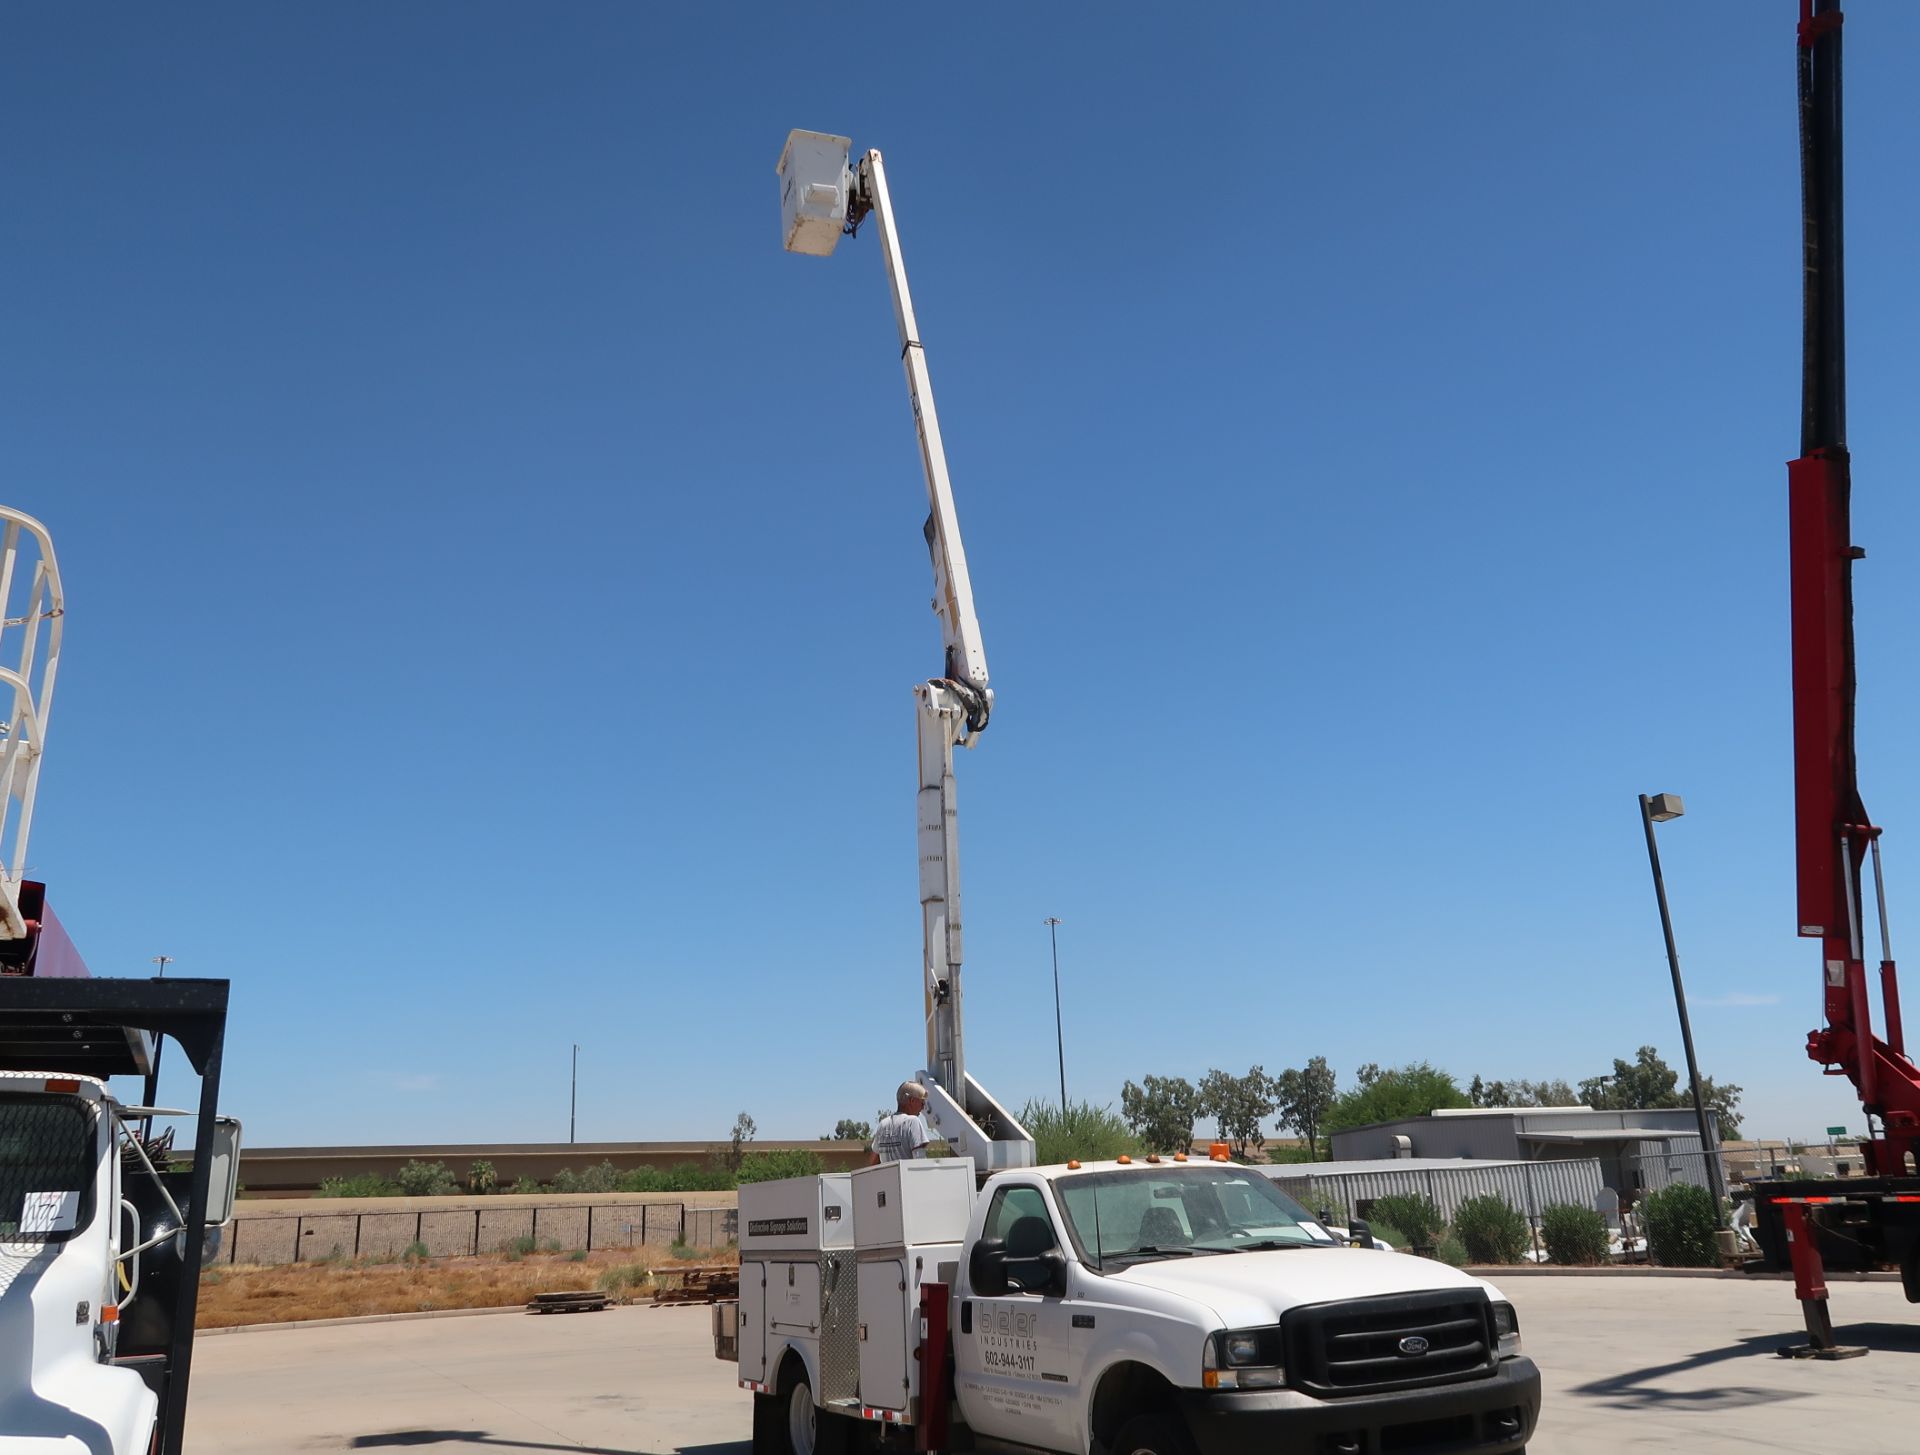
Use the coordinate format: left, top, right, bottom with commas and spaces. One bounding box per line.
870, 1080, 931, 1163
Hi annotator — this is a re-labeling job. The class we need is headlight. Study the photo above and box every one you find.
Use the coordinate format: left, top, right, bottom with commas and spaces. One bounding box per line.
1202, 1328, 1285, 1389
1491, 1301, 1522, 1358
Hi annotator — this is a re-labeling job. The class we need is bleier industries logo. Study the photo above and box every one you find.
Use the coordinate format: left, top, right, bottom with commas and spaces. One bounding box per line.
748, 1218, 809, 1237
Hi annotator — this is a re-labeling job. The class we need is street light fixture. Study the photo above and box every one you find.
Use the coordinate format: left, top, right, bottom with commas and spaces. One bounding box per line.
1637, 791, 1727, 1225
1044, 919, 1067, 1111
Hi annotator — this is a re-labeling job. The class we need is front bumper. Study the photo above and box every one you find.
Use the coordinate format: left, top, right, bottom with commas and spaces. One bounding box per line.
1178, 1357, 1539, 1455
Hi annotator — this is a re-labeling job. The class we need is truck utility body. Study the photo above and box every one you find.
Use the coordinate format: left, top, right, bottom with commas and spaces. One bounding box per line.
726, 1161, 1538, 1455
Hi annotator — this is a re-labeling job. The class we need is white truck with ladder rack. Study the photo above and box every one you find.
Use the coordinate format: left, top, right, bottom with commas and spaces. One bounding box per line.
716, 133, 1541, 1455
0, 508, 241, 1455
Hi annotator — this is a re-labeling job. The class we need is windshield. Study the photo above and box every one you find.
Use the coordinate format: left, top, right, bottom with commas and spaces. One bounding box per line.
0, 1092, 98, 1246
1055, 1166, 1328, 1265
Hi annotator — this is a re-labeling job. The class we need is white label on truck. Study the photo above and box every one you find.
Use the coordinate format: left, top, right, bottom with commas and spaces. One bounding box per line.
20, 1191, 79, 1234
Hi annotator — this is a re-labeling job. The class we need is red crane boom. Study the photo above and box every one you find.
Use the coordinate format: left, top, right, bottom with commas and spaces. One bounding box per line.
1789, 0, 1920, 1175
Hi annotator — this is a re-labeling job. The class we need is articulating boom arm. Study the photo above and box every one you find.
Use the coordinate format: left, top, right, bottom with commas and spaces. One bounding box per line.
1788, 1, 1920, 1173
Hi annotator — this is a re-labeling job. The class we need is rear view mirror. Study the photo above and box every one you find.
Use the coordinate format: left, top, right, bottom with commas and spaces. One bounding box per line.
1349, 1217, 1373, 1249
202, 1118, 243, 1227
1008, 1249, 1067, 1297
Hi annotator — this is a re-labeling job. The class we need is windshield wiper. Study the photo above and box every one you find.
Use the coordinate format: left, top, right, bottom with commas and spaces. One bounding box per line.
1232, 1239, 1315, 1252
1117, 1244, 1200, 1259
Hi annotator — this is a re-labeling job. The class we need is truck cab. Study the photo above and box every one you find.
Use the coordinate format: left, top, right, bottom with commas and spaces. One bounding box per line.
0, 1068, 241, 1455
728, 1159, 1538, 1455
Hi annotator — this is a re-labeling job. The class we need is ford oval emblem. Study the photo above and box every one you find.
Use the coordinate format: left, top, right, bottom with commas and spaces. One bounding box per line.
1398, 1335, 1431, 1357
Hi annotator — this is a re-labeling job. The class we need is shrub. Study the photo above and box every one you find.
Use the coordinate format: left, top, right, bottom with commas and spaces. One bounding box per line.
1365, 1222, 1410, 1250
1540, 1202, 1610, 1266
1019, 1099, 1139, 1166
615, 1161, 735, 1193
393, 1160, 461, 1197
468, 1160, 498, 1195
402, 1240, 430, 1263
1434, 1235, 1469, 1267
567, 1249, 588, 1263
737, 1149, 825, 1184
549, 1161, 620, 1195
1452, 1194, 1531, 1264
508, 1176, 542, 1194
597, 1262, 651, 1298
1642, 1183, 1718, 1267
316, 1173, 397, 1198
1366, 1195, 1445, 1249
509, 1235, 538, 1257
669, 1238, 702, 1261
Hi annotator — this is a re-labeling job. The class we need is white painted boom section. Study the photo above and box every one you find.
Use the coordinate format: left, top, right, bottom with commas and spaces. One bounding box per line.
861, 151, 991, 700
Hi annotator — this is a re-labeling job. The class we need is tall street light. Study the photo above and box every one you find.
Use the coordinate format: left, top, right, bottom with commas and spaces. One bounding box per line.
151, 955, 173, 978
1638, 792, 1727, 1225
570, 1044, 580, 1145
1044, 919, 1067, 1111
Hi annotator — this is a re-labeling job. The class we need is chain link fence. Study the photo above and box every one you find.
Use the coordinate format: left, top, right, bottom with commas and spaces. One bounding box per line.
223, 1201, 739, 1266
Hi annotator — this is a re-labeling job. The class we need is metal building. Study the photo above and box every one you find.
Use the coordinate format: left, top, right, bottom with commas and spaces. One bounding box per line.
1327, 1107, 1720, 1199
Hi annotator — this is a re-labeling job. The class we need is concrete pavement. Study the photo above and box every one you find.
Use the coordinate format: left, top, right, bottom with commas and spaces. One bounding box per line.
184, 1276, 1918, 1453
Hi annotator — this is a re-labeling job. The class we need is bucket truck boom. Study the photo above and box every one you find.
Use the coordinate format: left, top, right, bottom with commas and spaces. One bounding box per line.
777, 131, 1032, 1169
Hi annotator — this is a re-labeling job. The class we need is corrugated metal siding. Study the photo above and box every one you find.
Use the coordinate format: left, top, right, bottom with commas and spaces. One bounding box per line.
1632, 1136, 1710, 1194
1265, 1157, 1605, 1222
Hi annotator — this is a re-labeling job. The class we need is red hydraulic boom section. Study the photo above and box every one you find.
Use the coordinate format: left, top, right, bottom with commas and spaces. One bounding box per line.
1789, 1, 1920, 1174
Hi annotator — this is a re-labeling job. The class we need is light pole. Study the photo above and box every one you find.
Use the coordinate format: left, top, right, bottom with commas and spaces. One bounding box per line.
1044, 918, 1067, 1111
1637, 792, 1727, 1225
570, 1044, 579, 1145
151, 955, 173, 978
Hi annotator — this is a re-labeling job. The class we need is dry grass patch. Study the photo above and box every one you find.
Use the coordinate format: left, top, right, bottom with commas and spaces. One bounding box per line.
198, 1245, 737, 1329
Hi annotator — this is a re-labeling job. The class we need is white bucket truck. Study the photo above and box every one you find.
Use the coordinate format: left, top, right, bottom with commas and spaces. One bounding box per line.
724, 1156, 1538, 1455
751, 139, 1540, 1452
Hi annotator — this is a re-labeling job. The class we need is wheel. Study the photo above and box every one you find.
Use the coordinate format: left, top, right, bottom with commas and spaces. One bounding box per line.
785, 1376, 818, 1455
1111, 1412, 1197, 1455
760, 1363, 848, 1455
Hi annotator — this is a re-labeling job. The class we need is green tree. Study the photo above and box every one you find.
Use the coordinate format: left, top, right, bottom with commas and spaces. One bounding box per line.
1469, 1076, 1578, 1109
1325, 1062, 1470, 1132
825, 1118, 873, 1142
1578, 1046, 1744, 1139
1120, 1075, 1204, 1153
467, 1159, 498, 1195
1272, 1057, 1337, 1157
1197, 1066, 1277, 1159
728, 1112, 757, 1170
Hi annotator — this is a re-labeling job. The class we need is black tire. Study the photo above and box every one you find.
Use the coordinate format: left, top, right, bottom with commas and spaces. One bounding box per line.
1111, 1412, 1197, 1455
763, 1362, 849, 1455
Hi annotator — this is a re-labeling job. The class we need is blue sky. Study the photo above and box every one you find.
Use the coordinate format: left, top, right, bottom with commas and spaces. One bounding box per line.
6, 3, 1917, 1148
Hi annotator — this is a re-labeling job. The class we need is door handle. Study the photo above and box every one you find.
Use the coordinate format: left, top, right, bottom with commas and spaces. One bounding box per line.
960, 1300, 972, 1335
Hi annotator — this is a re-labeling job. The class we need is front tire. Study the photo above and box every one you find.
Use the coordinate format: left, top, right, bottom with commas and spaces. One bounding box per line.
1111, 1412, 1197, 1455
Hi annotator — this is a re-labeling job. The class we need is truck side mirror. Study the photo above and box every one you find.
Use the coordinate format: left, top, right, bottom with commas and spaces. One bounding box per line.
1349, 1217, 1373, 1250
969, 1239, 1009, 1296
1008, 1249, 1067, 1297
202, 1117, 243, 1227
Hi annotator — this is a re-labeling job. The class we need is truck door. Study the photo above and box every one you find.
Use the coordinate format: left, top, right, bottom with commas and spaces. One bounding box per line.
954, 1184, 1078, 1453
740, 1261, 766, 1383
